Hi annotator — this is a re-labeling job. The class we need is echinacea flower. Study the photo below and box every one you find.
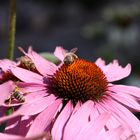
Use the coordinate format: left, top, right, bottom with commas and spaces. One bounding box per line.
0, 47, 140, 139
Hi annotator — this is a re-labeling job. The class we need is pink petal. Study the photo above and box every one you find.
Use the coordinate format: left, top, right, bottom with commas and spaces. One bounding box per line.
5, 116, 21, 133
95, 102, 126, 129
17, 82, 46, 93
27, 46, 32, 54
4, 90, 49, 107
5, 116, 33, 136
135, 132, 140, 139
17, 95, 56, 116
97, 126, 124, 140
71, 101, 81, 115
54, 46, 66, 61
52, 101, 73, 140
85, 113, 111, 134
107, 61, 131, 82
102, 99, 140, 132
10, 66, 44, 84
0, 95, 56, 123
0, 132, 51, 140
95, 58, 106, 68
75, 113, 111, 140
18, 47, 57, 76
0, 81, 14, 105
0, 59, 16, 72
0, 106, 7, 117
95, 59, 131, 82
109, 84, 140, 99
24, 90, 48, 103
95, 103, 139, 140
0, 112, 19, 124
63, 101, 95, 139
109, 90, 140, 111
0, 133, 24, 140
26, 99, 61, 137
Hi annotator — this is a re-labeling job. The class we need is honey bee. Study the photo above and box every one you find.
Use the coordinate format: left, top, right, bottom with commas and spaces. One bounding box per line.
18, 56, 37, 72
5, 86, 25, 104
64, 48, 78, 65
12, 86, 25, 102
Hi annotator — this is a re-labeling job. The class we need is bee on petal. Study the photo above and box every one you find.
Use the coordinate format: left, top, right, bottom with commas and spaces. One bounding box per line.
12, 86, 25, 102
17, 56, 36, 72
64, 48, 78, 65
5, 86, 26, 104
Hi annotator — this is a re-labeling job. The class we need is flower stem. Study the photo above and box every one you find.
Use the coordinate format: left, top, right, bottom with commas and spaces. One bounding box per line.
7, 0, 16, 60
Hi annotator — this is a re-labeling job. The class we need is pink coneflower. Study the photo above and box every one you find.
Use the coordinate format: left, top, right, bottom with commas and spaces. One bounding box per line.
0, 47, 140, 139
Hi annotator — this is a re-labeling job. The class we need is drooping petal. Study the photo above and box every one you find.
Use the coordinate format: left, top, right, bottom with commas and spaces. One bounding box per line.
24, 90, 48, 103
10, 66, 44, 84
108, 90, 140, 111
0, 59, 16, 72
96, 101, 139, 140
135, 132, 140, 139
95, 59, 131, 82
51, 101, 73, 140
0, 81, 14, 105
96, 126, 124, 140
4, 90, 49, 107
54, 46, 66, 61
101, 99, 140, 132
0, 106, 7, 117
5, 116, 21, 134
17, 82, 46, 93
16, 95, 56, 116
0, 95, 56, 123
0, 112, 19, 124
96, 101, 129, 131
0, 133, 24, 140
0, 132, 51, 140
109, 84, 140, 99
75, 113, 111, 140
5, 116, 33, 136
71, 101, 81, 114
26, 99, 61, 137
63, 101, 95, 140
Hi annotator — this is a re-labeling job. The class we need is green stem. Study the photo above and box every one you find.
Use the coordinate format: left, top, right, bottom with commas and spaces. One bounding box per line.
7, 0, 16, 60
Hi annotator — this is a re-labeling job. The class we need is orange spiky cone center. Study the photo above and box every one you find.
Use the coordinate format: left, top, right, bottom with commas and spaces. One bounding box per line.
49, 59, 108, 104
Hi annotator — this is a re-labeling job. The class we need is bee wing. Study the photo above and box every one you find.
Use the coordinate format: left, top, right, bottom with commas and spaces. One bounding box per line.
70, 48, 78, 53
62, 49, 69, 57
63, 48, 78, 57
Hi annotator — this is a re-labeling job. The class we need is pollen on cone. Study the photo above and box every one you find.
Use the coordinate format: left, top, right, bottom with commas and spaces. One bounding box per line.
49, 59, 108, 103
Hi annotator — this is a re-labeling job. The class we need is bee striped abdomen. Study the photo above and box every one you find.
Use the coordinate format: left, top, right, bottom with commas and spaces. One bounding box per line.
12, 91, 25, 102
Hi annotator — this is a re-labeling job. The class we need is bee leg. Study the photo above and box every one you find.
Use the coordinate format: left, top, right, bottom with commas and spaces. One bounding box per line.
8, 96, 12, 106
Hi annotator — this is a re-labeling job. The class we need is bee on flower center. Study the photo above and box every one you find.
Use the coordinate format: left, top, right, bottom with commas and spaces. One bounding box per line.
64, 48, 78, 65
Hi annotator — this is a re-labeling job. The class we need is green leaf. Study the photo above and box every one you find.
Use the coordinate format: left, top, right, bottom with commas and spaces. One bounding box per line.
39, 52, 61, 64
